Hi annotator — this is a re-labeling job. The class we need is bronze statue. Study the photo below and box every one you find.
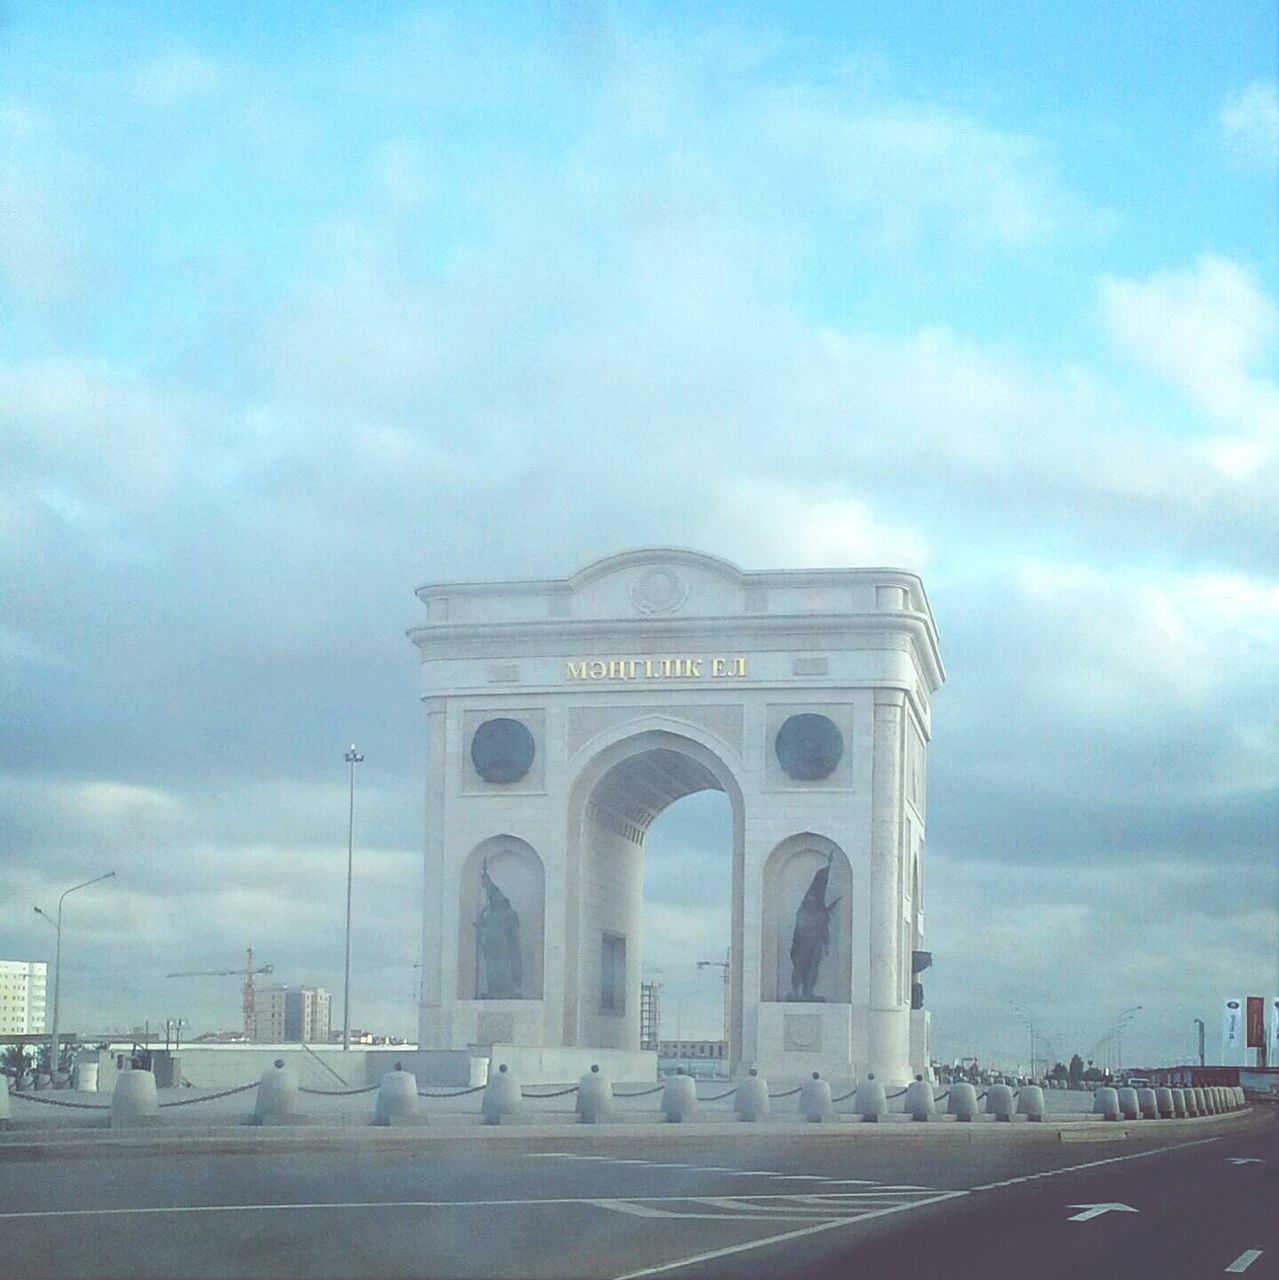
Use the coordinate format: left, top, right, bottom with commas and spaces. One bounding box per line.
476, 861, 522, 999
789, 853, 840, 1001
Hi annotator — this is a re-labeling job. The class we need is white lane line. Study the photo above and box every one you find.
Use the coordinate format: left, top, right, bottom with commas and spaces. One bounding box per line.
608, 1191, 969, 1280
1226, 1250, 1263, 1273
1, 1191, 910, 1222
970, 1136, 1223, 1191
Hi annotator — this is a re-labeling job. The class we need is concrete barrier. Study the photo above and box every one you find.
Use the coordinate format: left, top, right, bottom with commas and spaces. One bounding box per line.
1170, 1088, 1187, 1117
948, 1082, 978, 1121
1192, 1087, 1207, 1115
1016, 1085, 1046, 1122
73, 1061, 99, 1093
661, 1071, 697, 1123
1154, 1087, 1174, 1119
904, 1076, 936, 1122
1137, 1087, 1159, 1120
986, 1083, 1015, 1121
1235, 1086, 1246, 1108
254, 1060, 304, 1126
1204, 1088, 1218, 1115
1092, 1086, 1120, 1121
111, 1068, 161, 1128
0, 1079, 10, 1127
481, 1063, 523, 1125
1182, 1088, 1197, 1117
853, 1073, 887, 1122
734, 1070, 769, 1122
799, 1072, 833, 1123
576, 1065, 614, 1124
1117, 1087, 1140, 1120
372, 1066, 421, 1127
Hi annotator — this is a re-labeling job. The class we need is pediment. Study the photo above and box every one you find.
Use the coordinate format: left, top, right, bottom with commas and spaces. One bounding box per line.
567, 548, 745, 620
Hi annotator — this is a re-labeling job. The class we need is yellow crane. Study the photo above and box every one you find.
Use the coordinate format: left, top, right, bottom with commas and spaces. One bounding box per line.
166, 947, 274, 1040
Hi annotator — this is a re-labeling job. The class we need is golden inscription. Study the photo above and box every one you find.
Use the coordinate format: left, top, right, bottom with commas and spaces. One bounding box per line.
566, 656, 748, 681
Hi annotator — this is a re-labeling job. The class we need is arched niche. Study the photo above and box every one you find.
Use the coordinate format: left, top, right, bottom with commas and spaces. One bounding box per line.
760, 834, 853, 1004
457, 836, 545, 1001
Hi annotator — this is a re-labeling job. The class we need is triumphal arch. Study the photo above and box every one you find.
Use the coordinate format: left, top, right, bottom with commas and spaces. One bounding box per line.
409, 549, 943, 1083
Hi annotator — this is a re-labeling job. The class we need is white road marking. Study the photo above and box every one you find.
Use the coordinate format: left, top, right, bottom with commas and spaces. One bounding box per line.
1225, 1158, 1264, 1165
970, 1136, 1222, 1191
1226, 1249, 1263, 1273
608, 1191, 969, 1280
1066, 1202, 1138, 1222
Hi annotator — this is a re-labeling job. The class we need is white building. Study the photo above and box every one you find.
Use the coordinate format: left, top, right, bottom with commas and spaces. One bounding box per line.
252, 985, 331, 1043
409, 549, 943, 1083
0, 960, 48, 1035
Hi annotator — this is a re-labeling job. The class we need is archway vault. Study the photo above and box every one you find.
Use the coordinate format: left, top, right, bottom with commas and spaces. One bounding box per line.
564, 728, 746, 1069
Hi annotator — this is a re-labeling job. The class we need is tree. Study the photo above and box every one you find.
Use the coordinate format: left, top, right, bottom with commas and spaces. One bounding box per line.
2, 1043, 32, 1089
1049, 1061, 1068, 1081
1068, 1054, 1085, 1085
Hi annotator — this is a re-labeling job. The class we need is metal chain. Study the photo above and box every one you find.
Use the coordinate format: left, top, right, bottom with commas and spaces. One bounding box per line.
699, 1087, 737, 1101
768, 1087, 802, 1099
523, 1086, 581, 1100
417, 1084, 487, 1098
297, 1084, 380, 1096
886, 1087, 908, 1098
159, 1082, 260, 1107
12, 1092, 110, 1110
830, 1088, 857, 1103
933, 1091, 950, 1102
614, 1085, 665, 1098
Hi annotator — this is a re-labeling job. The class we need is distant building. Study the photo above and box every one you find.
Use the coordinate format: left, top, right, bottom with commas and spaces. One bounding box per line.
0, 960, 48, 1035
251, 985, 331, 1043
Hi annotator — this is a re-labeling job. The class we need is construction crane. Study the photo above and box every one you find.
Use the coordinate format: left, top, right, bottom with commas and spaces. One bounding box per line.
167, 947, 273, 1040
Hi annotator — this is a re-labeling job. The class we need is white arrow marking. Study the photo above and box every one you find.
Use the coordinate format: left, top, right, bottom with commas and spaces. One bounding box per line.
1225, 1158, 1264, 1165
1067, 1203, 1139, 1222
1225, 1249, 1263, 1273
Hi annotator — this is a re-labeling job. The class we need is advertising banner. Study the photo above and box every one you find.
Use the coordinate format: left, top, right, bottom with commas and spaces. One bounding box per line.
1246, 996, 1265, 1048
1223, 998, 1242, 1062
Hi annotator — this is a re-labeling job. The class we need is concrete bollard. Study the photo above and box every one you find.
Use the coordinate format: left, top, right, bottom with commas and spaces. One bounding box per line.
481, 1063, 523, 1125
853, 1073, 887, 1122
0, 1078, 10, 1127
1193, 1087, 1208, 1115
111, 1068, 161, 1128
73, 1060, 99, 1093
1235, 1086, 1246, 1108
373, 1065, 421, 1127
661, 1070, 698, 1123
800, 1071, 833, 1123
1016, 1084, 1046, 1122
1170, 1088, 1187, 1118
1116, 1087, 1140, 1120
254, 1060, 305, 1126
948, 1082, 979, 1121
1205, 1088, 1219, 1115
1182, 1088, 1198, 1117
576, 1064, 614, 1124
904, 1075, 936, 1122
1154, 1087, 1174, 1119
735, 1069, 770, 1122
985, 1083, 1015, 1121
1092, 1086, 1121, 1121
1137, 1088, 1159, 1120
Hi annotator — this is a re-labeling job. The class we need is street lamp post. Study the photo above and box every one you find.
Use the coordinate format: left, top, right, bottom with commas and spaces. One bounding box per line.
697, 954, 731, 1074
34, 871, 116, 1087
342, 744, 364, 1051
1194, 1018, 1206, 1067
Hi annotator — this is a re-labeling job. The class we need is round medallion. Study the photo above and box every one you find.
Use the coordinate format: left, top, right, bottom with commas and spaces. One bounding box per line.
471, 718, 535, 784
629, 567, 688, 614
775, 714, 844, 780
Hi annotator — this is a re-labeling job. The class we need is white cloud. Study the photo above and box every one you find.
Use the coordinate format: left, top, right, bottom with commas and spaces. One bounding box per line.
1219, 81, 1279, 167
133, 51, 224, 107
1099, 257, 1279, 477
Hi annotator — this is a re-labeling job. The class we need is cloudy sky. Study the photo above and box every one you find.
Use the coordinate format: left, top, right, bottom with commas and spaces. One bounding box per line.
2, 1, 1276, 1070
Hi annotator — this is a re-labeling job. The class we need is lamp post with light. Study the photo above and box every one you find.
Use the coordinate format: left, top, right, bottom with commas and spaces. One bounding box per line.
34, 870, 116, 1087
342, 745, 364, 1051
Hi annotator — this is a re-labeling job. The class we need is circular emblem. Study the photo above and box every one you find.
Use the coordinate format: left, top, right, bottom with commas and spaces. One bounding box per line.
630, 567, 688, 614
470, 718, 535, 784
775, 714, 844, 780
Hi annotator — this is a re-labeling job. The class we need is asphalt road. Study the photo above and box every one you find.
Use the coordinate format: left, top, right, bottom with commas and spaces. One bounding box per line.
0, 1112, 1272, 1280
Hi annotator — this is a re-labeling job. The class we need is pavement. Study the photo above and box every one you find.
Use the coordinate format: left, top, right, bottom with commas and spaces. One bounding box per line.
0, 1101, 1270, 1279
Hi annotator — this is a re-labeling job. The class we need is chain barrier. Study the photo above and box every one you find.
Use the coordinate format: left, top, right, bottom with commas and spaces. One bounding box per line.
768, 1087, 802, 1099
699, 1087, 738, 1101
977, 1091, 988, 1101
830, 1088, 857, 1103
297, 1084, 380, 1096
933, 1091, 950, 1102
886, 1087, 908, 1099
614, 1085, 665, 1098
523, 1086, 581, 1100
417, 1084, 486, 1098
159, 1082, 260, 1108
12, 1092, 110, 1110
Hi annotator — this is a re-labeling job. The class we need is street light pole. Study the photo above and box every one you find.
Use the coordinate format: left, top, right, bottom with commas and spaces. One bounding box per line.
34, 871, 116, 1087
1194, 1018, 1205, 1067
342, 745, 364, 1051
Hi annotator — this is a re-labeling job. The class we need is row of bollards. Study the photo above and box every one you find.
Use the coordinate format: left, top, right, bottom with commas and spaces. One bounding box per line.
70, 1063, 1250, 1129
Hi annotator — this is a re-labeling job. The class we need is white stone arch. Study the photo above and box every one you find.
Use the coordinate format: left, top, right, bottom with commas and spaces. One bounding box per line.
760, 833, 853, 1004
457, 835, 546, 1002
564, 725, 746, 1066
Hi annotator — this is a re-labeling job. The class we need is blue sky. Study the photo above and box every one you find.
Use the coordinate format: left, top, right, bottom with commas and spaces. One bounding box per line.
2, 2, 1276, 1069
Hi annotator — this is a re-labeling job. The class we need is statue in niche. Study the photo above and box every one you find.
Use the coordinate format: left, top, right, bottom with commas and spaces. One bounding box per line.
788, 852, 841, 1001
475, 861, 522, 999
